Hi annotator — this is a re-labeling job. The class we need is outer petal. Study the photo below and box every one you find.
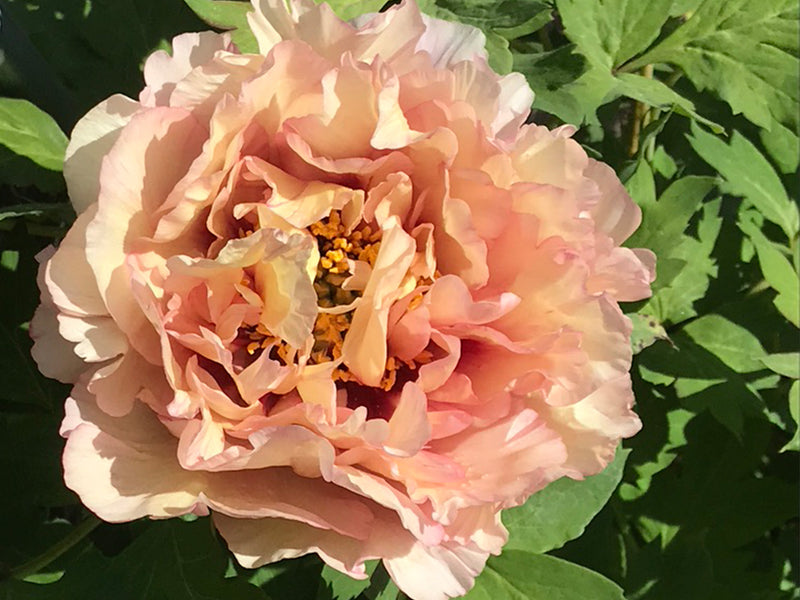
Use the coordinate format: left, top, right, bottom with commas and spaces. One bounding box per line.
585, 159, 643, 245
64, 95, 140, 215
30, 303, 86, 384
62, 389, 207, 521
141, 31, 232, 107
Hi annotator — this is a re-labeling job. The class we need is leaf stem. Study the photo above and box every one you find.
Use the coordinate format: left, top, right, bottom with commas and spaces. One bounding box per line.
8, 516, 101, 581
628, 64, 654, 157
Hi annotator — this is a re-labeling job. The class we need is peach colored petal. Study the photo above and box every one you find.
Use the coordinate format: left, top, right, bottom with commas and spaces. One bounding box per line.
384, 382, 431, 457
427, 275, 519, 326
205, 469, 374, 539
384, 541, 488, 600
585, 159, 643, 244
87, 108, 206, 363
141, 32, 232, 107
63, 389, 207, 522
342, 218, 416, 385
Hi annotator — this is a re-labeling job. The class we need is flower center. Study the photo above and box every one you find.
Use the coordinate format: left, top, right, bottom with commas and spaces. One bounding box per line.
241, 211, 432, 391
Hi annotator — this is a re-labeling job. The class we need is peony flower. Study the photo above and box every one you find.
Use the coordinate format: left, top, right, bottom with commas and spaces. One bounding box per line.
31, 0, 655, 598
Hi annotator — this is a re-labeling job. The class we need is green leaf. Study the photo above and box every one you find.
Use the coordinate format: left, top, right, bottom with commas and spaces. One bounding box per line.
0, 203, 75, 223
613, 74, 723, 132
781, 380, 799, 452
760, 118, 800, 175
465, 552, 624, 600
688, 123, 799, 239
629, 313, 670, 354
626, 174, 717, 255
51, 520, 264, 600
502, 449, 628, 554
550, 0, 721, 126
739, 219, 800, 327
2, 0, 207, 111
426, 0, 550, 30
0, 99, 67, 171
682, 314, 768, 373
626, 0, 799, 132
759, 353, 800, 379
638, 319, 768, 436
555, 0, 673, 69
626, 166, 722, 325
182, 0, 250, 29
321, 0, 386, 21
317, 562, 376, 600
183, 0, 258, 52
494, 6, 552, 40
513, 48, 613, 124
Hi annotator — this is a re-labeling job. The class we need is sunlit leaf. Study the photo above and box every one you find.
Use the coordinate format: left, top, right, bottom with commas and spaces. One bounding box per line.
465, 552, 625, 600
503, 449, 629, 554
689, 124, 799, 239
739, 218, 800, 326
0, 99, 67, 171
626, 0, 799, 132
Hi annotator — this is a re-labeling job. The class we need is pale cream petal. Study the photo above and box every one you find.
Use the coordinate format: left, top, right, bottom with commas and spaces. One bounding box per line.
141, 31, 232, 107
62, 388, 207, 522
44, 205, 107, 316
63, 94, 139, 215
29, 303, 85, 384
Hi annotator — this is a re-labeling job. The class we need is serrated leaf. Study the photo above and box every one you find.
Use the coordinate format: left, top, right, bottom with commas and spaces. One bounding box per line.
465, 552, 624, 600
626, 166, 721, 325
555, 0, 673, 69
642, 204, 721, 325
689, 123, 799, 239
626, 174, 717, 254
739, 219, 800, 326
0, 99, 67, 171
502, 449, 628, 554
626, 0, 799, 132
760, 118, 800, 175
549, 0, 721, 126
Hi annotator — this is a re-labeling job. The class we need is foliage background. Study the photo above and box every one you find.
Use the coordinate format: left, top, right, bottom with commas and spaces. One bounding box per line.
0, 0, 797, 598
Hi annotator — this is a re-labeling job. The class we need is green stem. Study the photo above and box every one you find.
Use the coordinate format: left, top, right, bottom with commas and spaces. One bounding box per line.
9, 517, 101, 581
628, 64, 654, 157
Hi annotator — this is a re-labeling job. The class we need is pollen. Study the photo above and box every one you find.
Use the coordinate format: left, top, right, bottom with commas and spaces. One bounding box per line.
239, 211, 434, 391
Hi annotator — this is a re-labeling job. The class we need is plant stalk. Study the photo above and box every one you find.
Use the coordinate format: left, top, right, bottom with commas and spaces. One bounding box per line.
8, 516, 101, 581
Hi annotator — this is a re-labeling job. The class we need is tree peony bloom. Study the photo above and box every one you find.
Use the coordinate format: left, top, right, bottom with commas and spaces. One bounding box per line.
32, 0, 654, 597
